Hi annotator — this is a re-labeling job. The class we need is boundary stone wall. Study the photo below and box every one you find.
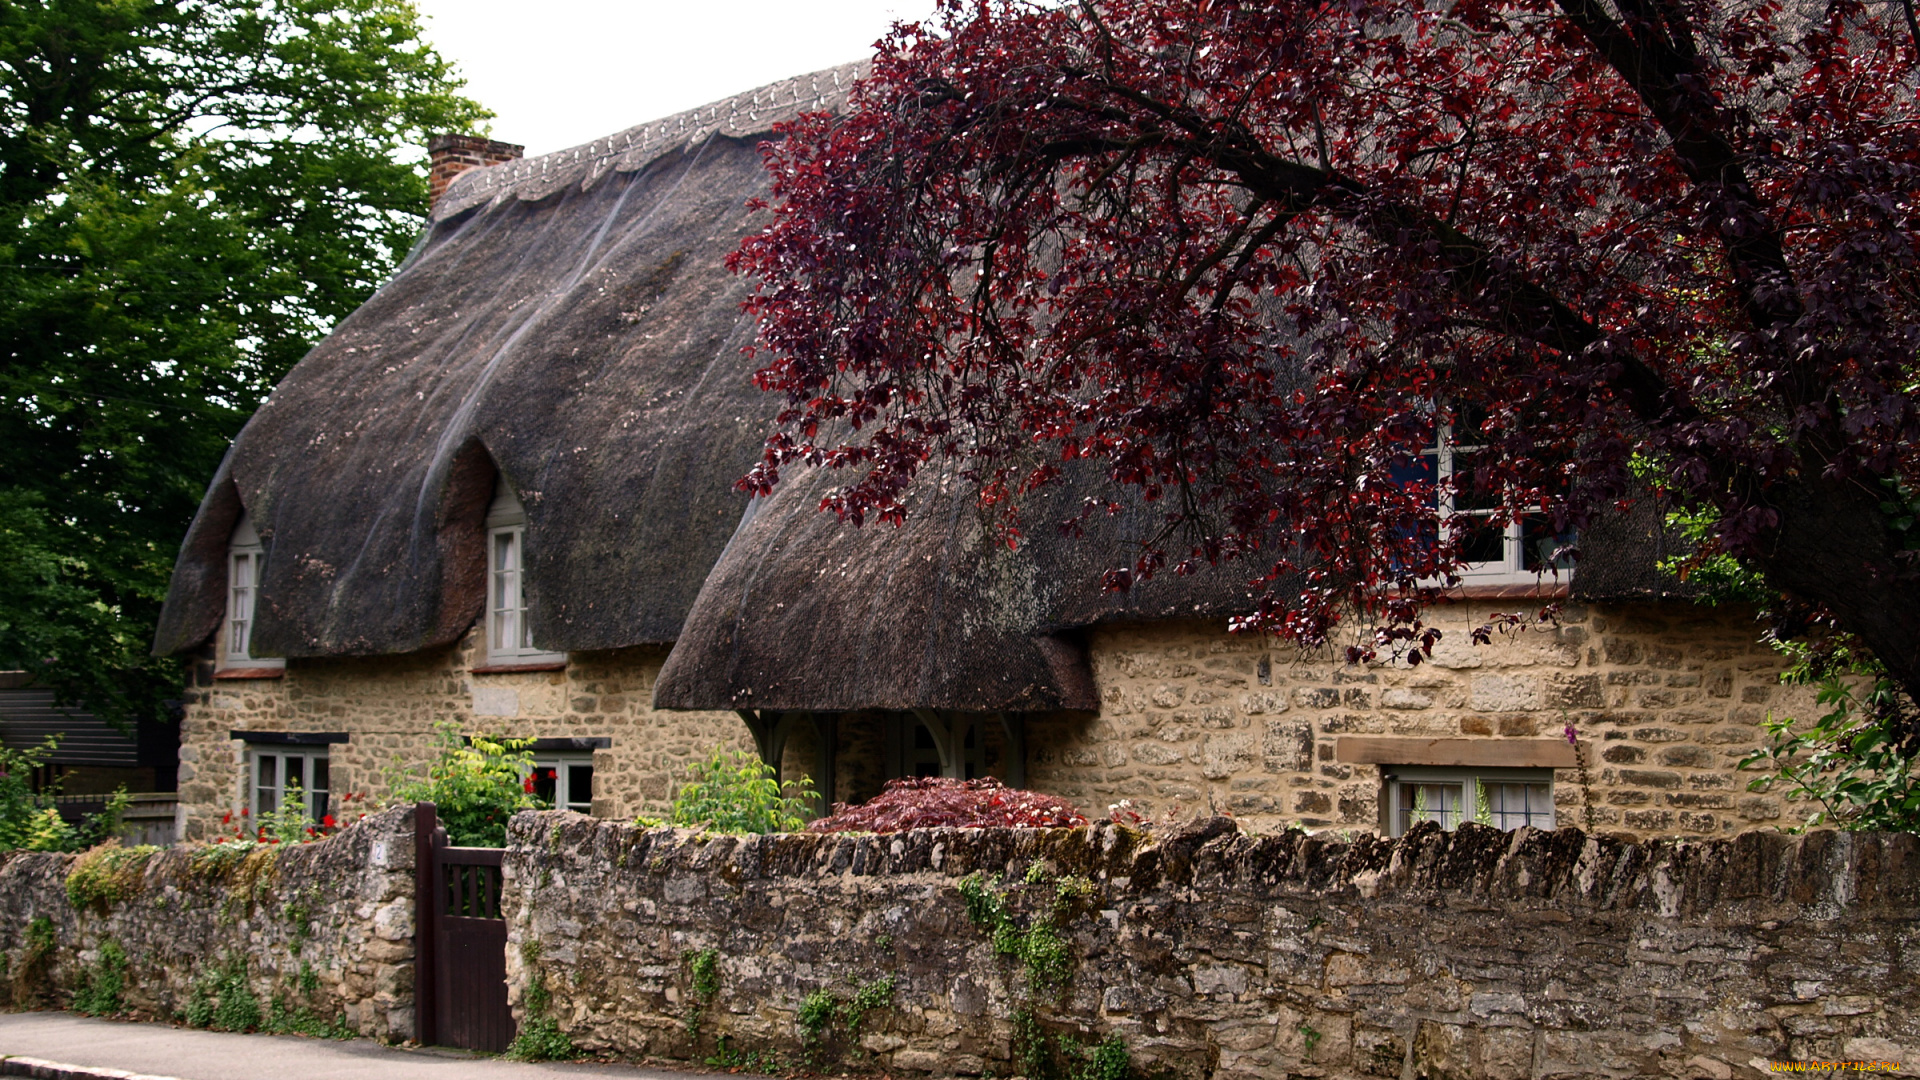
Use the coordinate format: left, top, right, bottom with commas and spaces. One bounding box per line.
0, 805, 416, 1041
503, 812, 1918, 1079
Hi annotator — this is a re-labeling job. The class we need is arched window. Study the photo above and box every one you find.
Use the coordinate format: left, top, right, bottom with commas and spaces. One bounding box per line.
223, 512, 282, 671
484, 478, 564, 667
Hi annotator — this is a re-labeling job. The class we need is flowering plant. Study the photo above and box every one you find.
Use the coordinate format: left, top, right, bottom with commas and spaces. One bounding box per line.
215, 787, 363, 846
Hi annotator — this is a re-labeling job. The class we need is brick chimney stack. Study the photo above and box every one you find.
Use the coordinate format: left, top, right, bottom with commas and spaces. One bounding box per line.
427, 134, 525, 212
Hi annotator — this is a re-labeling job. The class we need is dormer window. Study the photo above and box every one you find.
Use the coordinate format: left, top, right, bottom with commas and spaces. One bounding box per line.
223, 513, 283, 671
484, 478, 564, 667
1403, 410, 1577, 586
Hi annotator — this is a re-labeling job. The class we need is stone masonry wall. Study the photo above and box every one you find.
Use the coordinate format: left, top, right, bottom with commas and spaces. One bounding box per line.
1025, 600, 1814, 840
504, 812, 1917, 1080
176, 627, 751, 842
0, 805, 418, 1041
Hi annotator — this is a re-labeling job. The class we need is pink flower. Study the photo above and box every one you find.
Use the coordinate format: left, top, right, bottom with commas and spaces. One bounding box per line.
1564, 724, 1579, 746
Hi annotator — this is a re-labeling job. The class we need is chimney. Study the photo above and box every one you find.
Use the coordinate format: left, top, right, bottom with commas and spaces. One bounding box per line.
427, 134, 525, 212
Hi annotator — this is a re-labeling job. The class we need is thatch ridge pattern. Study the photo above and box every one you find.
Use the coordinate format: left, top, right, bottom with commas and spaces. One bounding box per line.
431, 63, 867, 222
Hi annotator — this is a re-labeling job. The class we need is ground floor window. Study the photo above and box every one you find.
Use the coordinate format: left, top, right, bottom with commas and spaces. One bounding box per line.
529, 753, 593, 813
1386, 765, 1554, 835
253, 747, 329, 822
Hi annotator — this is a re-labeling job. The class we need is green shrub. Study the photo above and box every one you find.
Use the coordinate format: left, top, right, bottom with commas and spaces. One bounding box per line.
683, 947, 721, 1036
0, 736, 131, 852
1742, 644, 1920, 832
182, 957, 259, 1032
66, 843, 159, 910
386, 721, 546, 846
1015, 1009, 1139, 1080
265, 995, 353, 1039
958, 870, 1090, 994
505, 941, 575, 1062
668, 748, 815, 834
71, 939, 127, 1016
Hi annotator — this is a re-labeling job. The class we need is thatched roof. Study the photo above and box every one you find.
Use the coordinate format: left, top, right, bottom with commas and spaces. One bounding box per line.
155, 58, 1692, 695
653, 460, 1692, 711
154, 66, 864, 657
1568, 495, 1698, 602
651, 462, 1266, 713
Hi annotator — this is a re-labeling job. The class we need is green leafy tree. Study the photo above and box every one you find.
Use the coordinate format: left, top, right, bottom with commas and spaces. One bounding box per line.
668, 748, 816, 834
387, 722, 545, 846
0, 0, 490, 727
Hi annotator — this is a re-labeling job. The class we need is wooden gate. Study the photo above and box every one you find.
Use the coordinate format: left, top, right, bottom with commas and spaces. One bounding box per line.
413, 804, 516, 1052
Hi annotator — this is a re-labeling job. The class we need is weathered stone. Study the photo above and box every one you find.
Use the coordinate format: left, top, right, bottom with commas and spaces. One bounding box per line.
0, 805, 417, 1043
497, 815, 1919, 1080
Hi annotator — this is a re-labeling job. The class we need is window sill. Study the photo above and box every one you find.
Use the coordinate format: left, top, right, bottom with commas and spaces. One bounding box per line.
214, 667, 285, 680
1439, 581, 1571, 601
471, 661, 567, 675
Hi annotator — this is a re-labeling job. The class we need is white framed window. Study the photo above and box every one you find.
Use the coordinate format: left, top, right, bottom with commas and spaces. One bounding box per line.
1385, 765, 1555, 836
252, 746, 330, 822
1410, 418, 1577, 585
528, 753, 594, 813
484, 478, 563, 666
223, 513, 283, 670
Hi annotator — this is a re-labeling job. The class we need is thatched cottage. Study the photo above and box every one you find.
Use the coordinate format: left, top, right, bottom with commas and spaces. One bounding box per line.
154, 67, 1812, 843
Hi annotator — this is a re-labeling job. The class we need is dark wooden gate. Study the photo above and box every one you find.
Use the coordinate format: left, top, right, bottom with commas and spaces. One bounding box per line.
413, 803, 516, 1052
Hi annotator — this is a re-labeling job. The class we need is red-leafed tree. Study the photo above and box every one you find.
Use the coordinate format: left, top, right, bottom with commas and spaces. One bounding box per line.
729, 1, 1920, 726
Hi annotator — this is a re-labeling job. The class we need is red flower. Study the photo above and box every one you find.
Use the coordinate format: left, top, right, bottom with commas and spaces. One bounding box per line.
546, 769, 556, 779
321, 814, 336, 828
241, 807, 250, 816
222, 812, 232, 825
523, 776, 535, 794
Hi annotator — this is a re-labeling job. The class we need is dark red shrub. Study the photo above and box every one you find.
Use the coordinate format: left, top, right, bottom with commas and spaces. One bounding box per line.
807, 776, 1087, 833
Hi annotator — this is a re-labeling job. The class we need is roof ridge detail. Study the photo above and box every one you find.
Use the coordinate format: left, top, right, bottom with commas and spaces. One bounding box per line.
431, 61, 868, 222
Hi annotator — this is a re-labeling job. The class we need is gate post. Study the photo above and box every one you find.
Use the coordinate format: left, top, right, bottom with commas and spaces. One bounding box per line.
413, 801, 438, 1046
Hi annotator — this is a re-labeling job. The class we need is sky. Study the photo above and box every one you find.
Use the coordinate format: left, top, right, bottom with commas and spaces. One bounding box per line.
410, 0, 941, 157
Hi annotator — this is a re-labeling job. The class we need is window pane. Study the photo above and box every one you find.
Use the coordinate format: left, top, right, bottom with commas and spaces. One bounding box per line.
311, 755, 329, 800
285, 754, 305, 793
229, 553, 252, 656
1489, 782, 1555, 830
1520, 515, 1577, 572
1398, 782, 1461, 833
1448, 449, 1501, 514
256, 754, 278, 815
531, 764, 558, 807
1457, 519, 1508, 565
494, 530, 516, 574
567, 765, 593, 810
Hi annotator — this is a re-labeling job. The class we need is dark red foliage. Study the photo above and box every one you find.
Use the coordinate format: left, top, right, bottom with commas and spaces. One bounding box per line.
732, 0, 1920, 715
807, 776, 1088, 833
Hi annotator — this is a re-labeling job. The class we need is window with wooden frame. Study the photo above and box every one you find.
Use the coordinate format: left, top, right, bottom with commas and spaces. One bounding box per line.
1384, 765, 1555, 836
1399, 407, 1577, 585
484, 478, 563, 667
528, 752, 594, 814
223, 513, 283, 671
252, 746, 329, 822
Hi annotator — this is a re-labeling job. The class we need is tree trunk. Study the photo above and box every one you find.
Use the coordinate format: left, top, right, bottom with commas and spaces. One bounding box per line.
1752, 470, 1920, 709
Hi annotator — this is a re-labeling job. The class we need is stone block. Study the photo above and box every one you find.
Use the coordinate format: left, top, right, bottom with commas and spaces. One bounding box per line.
1471, 676, 1541, 712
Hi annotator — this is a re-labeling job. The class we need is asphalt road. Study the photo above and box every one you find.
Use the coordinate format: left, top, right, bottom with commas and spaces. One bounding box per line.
0, 1012, 750, 1080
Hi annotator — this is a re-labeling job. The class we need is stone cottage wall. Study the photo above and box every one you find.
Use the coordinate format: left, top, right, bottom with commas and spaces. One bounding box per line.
0, 805, 417, 1041
502, 812, 1917, 1080
179, 599, 1808, 844
1022, 600, 1813, 840
175, 627, 750, 841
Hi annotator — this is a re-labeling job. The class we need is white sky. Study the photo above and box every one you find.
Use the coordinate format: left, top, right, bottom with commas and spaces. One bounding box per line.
411, 0, 940, 157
